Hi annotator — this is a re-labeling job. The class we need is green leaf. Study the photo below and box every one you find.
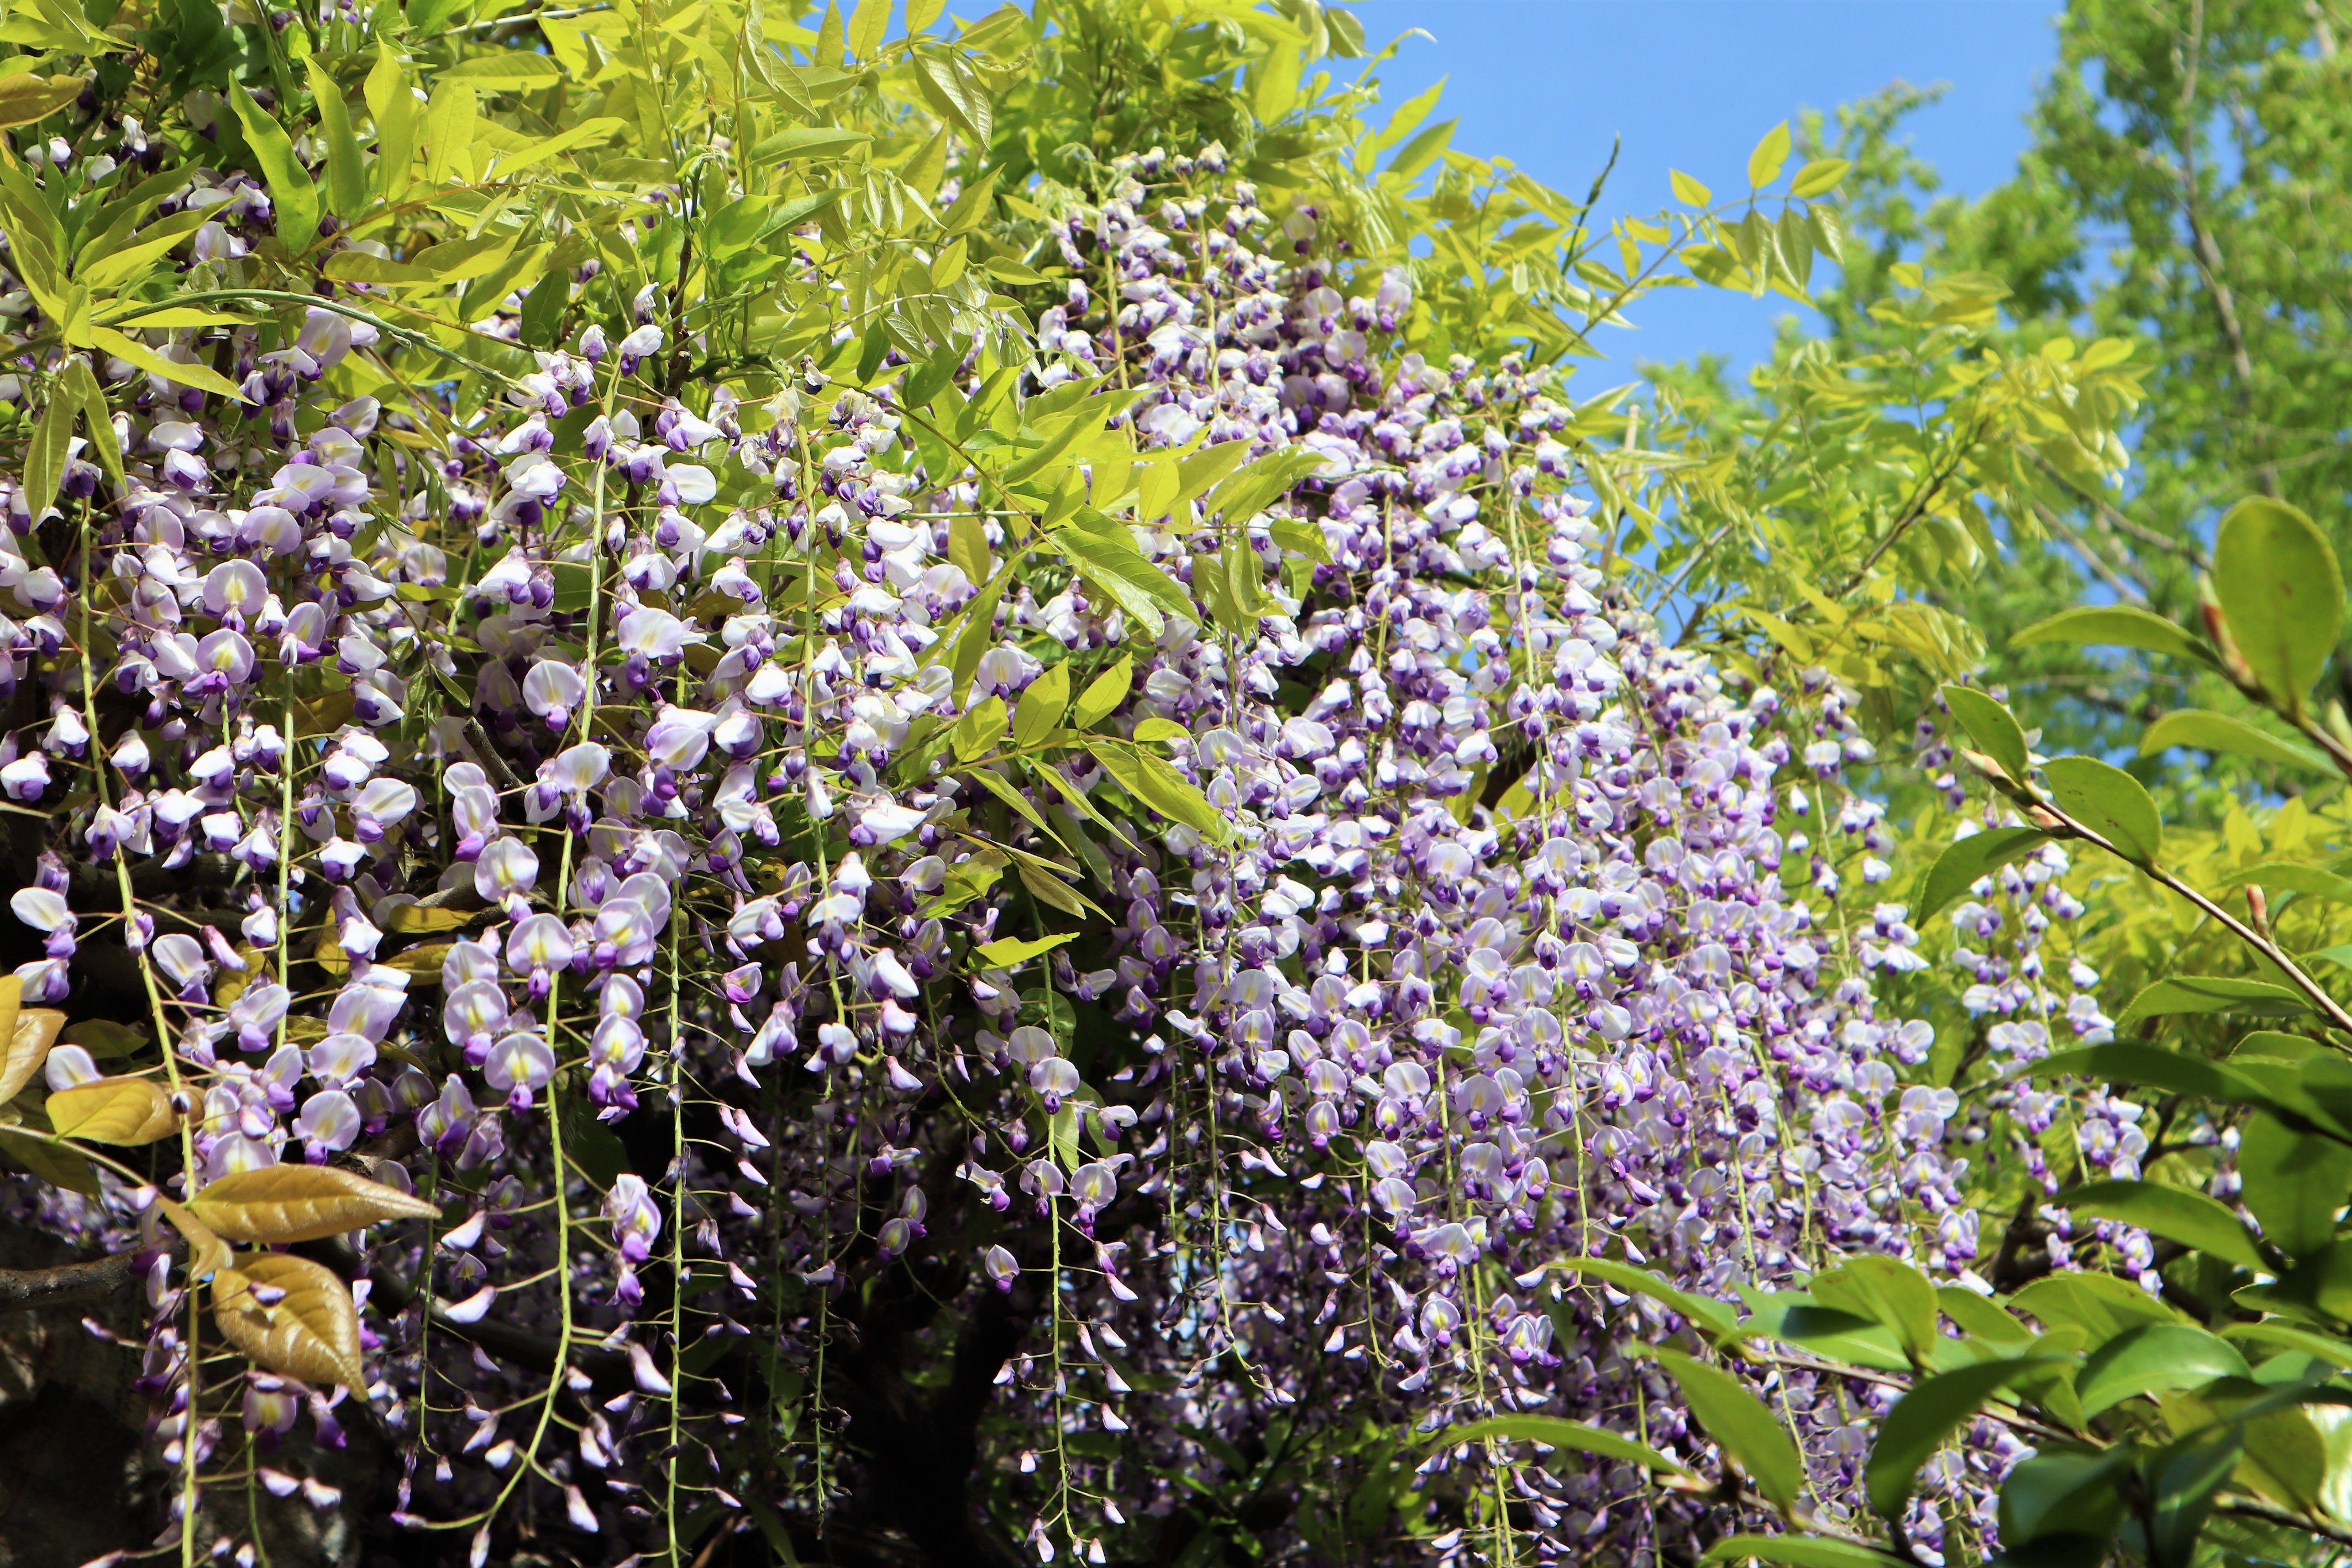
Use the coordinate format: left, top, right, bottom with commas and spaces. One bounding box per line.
1936, 1286, 2032, 1346
846, 0, 889, 59
2062, 1179, 2266, 1272
2142, 1430, 2241, 1565
949, 567, 1011, 703
2038, 1042, 2276, 1108
1088, 740, 1224, 841
2234, 1406, 2330, 1517
981, 256, 1046, 287
1746, 122, 1792, 188
2141, 709, 2328, 772
307, 58, 368, 220
1787, 158, 1851, 199
1018, 861, 1092, 921
365, 42, 417, 200
1808, 1256, 1939, 1366
1651, 1349, 1801, 1516
1939, 685, 2030, 779
2115, 975, 2312, 1023
1556, 1257, 1742, 1345
2038, 755, 2162, 864
951, 696, 1007, 762
1070, 656, 1132, 730
1013, 663, 1070, 748
1050, 526, 1187, 638
88, 329, 244, 401
1914, 826, 2049, 925
1864, 1356, 2053, 1519
968, 766, 1067, 850
2075, 1323, 2249, 1416
1205, 448, 1324, 525
973, 932, 1077, 967
2010, 604, 2215, 667
1669, 169, 1713, 207
421, 79, 477, 189
1736, 1291, 1907, 1373
21, 386, 73, 518
229, 82, 318, 250
0, 74, 82, 132
1384, 116, 1456, 181
439, 52, 561, 89
2236, 1112, 2352, 1259
61, 357, 118, 494
1700, 1539, 1902, 1568
912, 47, 992, 145
1998, 1448, 2130, 1546
1003, 401, 1112, 489
2215, 861, 2352, 902
752, 126, 872, 162
1132, 717, 1189, 745
2213, 496, 2343, 716
1437, 1415, 1689, 1477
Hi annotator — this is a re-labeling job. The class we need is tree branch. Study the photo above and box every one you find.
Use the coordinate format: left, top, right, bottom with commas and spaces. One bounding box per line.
0, 1240, 173, 1313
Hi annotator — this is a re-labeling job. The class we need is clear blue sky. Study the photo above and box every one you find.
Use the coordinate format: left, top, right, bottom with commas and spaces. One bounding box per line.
1349, 1, 2062, 380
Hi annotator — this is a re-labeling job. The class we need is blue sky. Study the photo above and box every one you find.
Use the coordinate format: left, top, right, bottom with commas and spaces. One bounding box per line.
1349, 1, 2063, 380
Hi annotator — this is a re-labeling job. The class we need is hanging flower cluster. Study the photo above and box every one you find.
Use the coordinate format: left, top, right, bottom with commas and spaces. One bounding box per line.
0, 30, 2145, 1561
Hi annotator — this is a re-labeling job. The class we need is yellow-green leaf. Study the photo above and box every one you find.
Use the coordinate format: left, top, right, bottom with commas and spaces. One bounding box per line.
1070, 656, 1132, 729
230, 83, 318, 249
308, 57, 368, 219
421, 79, 478, 188
973, 931, 1077, 967
21, 387, 73, 518
439, 52, 562, 89
952, 695, 1007, 762
0, 74, 82, 131
846, 0, 889, 59
1013, 663, 1071, 747
1788, 157, 1851, 199
89, 329, 246, 401
1746, 121, 1792, 189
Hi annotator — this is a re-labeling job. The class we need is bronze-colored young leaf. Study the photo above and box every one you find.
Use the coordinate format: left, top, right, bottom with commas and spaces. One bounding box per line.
0, 1005, 65, 1103
47, 1077, 178, 1145
189, 1164, 437, 1244
212, 1253, 366, 1389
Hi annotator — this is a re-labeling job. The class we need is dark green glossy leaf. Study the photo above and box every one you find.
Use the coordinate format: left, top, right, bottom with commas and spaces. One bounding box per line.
1438, 1415, 1688, 1476
1556, 1257, 1743, 1345
2075, 1323, 2248, 1415
1808, 1255, 1939, 1366
1865, 1356, 2054, 1519
2236, 1112, 2352, 1259
1700, 1537, 1903, 1567
2061, 1179, 2266, 1272
2037, 1043, 2274, 1108
1651, 1349, 1801, 1516
1915, 826, 2049, 925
